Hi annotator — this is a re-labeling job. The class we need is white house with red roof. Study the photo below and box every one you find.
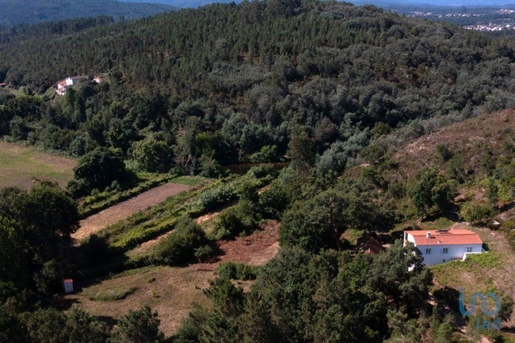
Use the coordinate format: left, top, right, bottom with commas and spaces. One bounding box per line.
403, 229, 483, 266
54, 76, 82, 96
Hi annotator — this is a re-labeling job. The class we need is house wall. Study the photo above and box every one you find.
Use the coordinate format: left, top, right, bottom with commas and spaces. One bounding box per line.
404, 233, 483, 266
415, 243, 483, 266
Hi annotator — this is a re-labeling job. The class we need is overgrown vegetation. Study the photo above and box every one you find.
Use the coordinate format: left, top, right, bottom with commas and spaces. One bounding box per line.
2, 0, 515, 341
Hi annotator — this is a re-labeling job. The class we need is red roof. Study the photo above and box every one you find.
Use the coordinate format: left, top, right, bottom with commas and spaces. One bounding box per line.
406, 229, 482, 246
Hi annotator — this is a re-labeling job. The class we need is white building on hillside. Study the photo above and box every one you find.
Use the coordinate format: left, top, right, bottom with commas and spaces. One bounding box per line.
403, 229, 483, 266
54, 76, 82, 96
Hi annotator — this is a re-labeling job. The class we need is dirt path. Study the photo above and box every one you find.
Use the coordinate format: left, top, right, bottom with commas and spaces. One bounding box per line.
72, 183, 191, 243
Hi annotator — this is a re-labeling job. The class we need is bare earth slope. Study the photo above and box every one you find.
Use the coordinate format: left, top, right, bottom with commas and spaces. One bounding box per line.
391, 108, 515, 180
72, 183, 191, 242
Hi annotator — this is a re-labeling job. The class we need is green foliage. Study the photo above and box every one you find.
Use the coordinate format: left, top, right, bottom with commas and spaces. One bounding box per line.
0, 182, 78, 295
0, 217, 27, 289
110, 305, 165, 343
78, 173, 173, 218
288, 126, 316, 175
196, 183, 236, 213
215, 262, 259, 280
150, 216, 208, 266
1, 1, 515, 181
460, 201, 491, 223
409, 168, 455, 216
210, 203, 257, 240
280, 179, 395, 253
194, 244, 215, 263
68, 147, 135, 198
250, 145, 280, 163
20, 305, 109, 343
436, 143, 453, 162
258, 179, 289, 219
130, 137, 174, 173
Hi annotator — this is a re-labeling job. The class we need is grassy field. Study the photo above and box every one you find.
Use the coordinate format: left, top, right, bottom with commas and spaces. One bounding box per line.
0, 141, 77, 189
428, 224, 515, 342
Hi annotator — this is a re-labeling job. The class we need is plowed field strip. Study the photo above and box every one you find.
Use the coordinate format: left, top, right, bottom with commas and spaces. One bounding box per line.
73, 183, 191, 242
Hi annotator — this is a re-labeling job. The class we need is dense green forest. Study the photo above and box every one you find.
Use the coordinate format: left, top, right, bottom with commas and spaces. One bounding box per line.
0, 0, 176, 29
2, 0, 515, 181
1, 0, 515, 341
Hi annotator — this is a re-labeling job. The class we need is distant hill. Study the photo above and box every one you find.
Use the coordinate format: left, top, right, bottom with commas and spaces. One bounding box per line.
119, 0, 515, 8
352, 0, 515, 6
119, 0, 240, 7
0, 0, 176, 28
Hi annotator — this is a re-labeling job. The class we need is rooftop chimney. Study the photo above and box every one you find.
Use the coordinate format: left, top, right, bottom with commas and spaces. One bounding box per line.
426, 232, 431, 238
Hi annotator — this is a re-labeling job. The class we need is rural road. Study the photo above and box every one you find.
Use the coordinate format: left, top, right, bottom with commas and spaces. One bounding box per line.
72, 183, 191, 243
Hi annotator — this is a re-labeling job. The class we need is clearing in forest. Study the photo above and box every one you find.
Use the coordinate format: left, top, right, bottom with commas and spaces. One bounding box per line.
73, 183, 191, 242
66, 221, 280, 336
0, 141, 76, 189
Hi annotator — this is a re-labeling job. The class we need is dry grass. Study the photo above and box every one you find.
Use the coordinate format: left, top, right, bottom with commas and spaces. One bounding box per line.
66, 265, 213, 337
0, 141, 76, 189
390, 108, 515, 181
66, 220, 280, 336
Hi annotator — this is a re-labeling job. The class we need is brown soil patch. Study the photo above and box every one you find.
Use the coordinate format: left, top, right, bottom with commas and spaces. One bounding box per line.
73, 183, 191, 243
68, 220, 280, 336
215, 220, 280, 266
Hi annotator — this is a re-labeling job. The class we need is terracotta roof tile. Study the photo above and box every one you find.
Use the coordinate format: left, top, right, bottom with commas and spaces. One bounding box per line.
406, 229, 482, 246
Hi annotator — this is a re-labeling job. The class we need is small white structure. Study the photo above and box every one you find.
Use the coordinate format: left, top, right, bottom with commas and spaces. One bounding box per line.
404, 229, 483, 266
54, 76, 81, 95
63, 279, 74, 294
65, 77, 79, 86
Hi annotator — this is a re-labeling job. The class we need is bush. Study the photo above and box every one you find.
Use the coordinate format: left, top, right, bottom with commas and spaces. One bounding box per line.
197, 183, 236, 213
460, 201, 491, 223
215, 262, 259, 280
194, 244, 215, 263
258, 181, 289, 219
210, 205, 256, 240
151, 216, 208, 266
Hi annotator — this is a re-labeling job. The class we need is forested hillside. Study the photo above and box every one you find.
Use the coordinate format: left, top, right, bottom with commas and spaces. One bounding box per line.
2, 1, 515, 341
1, 0, 515, 182
0, 0, 176, 29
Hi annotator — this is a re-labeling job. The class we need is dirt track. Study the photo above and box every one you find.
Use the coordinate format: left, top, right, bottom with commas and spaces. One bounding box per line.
72, 183, 191, 242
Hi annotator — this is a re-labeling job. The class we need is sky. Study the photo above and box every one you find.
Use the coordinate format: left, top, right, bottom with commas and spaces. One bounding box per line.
120, 0, 515, 8
347, 0, 515, 6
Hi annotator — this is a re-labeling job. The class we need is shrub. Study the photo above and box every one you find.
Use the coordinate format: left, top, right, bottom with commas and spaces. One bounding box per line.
436, 143, 453, 162
460, 201, 491, 223
259, 181, 289, 219
197, 183, 236, 213
215, 262, 259, 280
151, 216, 208, 266
210, 205, 256, 240
194, 244, 215, 263
246, 164, 278, 180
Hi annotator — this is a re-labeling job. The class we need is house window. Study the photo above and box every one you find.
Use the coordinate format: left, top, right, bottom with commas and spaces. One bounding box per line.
442, 248, 448, 254
466, 247, 473, 252
425, 248, 431, 254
